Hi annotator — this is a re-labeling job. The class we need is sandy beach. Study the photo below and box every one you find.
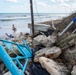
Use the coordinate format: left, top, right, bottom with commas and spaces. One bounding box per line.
0, 24, 30, 39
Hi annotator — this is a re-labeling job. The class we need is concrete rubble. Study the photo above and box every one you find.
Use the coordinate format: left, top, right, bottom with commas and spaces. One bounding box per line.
33, 12, 76, 75
39, 57, 69, 75
4, 71, 11, 75
64, 47, 76, 62
71, 65, 76, 75
33, 35, 56, 47
34, 46, 61, 62
0, 12, 76, 75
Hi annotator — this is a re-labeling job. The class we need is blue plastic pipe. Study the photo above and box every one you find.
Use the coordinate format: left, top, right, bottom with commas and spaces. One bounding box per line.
0, 44, 22, 75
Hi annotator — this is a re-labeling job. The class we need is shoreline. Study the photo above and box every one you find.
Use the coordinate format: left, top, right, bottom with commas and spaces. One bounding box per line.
0, 18, 62, 39
0, 15, 67, 39
0, 13, 68, 39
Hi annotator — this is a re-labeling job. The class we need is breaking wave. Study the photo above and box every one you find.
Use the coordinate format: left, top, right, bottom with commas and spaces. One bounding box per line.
0, 16, 31, 21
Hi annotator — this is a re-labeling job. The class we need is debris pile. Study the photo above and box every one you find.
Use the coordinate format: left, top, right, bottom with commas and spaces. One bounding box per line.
0, 12, 76, 75
39, 57, 69, 75
32, 12, 76, 75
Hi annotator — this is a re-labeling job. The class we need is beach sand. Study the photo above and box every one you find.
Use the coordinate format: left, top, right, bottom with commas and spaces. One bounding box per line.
0, 16, 64, 40
0, 24, 30, 39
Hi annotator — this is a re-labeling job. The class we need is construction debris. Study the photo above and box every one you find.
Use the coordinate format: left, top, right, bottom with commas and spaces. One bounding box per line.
33, 35, 56, 47
34, 46, 61, 62
4, 71, 11, 75
0, 12, 76, 75
64, 47, 76, 62
39, 57, 69, 75
71, 65, 76, 75
33, 12, 76, 75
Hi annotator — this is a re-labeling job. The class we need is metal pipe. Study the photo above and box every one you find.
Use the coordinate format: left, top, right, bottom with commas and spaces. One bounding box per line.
58, 21, 73, 36
58, 17, 76, 36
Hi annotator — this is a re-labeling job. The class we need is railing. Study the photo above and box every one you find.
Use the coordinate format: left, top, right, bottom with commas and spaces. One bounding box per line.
0, 39, 32, 75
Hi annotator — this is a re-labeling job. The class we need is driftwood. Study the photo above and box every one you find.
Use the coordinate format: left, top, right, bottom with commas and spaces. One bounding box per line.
39, 57, 69, 75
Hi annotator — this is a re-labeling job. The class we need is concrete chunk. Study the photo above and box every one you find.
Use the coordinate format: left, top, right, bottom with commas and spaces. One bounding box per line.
39, 57, 69, 75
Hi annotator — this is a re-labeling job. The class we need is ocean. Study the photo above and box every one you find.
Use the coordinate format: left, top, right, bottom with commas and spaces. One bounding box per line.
0, 13, 69, 38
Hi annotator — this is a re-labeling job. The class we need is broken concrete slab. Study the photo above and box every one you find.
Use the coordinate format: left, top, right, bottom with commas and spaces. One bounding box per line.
71, 65, 76, 75
39, 57, 69, 75
33, 35, 47, 45
64, 48, 76, 62
4, 71, 11, 75
33, 35, 56, 47
3, 70, 30, 75
34, 46, 61, 62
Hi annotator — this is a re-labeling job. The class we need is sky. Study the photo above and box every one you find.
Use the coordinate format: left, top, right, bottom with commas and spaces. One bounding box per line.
0, 0, 76, 13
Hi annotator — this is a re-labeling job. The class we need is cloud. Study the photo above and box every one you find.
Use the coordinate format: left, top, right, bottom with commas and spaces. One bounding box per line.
56, 0, 65, 3
64, 0, 76, 2
38, 1, 47, 7
56, 0, 76, 3
10, 5, 24, 8
59, 3, 70, 7
24, 4, 29, 7
50, 0, 56, 2
56, 0, 70, 7
69, 4, 76, 11
6, 0, 17, 3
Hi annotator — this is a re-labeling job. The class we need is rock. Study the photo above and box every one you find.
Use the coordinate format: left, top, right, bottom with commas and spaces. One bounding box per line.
33, 35, 56, 47
71, 65, 76, 75
64, 48, 76, 62
45, 47, 61, 58
0, 63, 5, 71
3, 70, 30, 75
18, 36, 27, 43
57, 34, 76, 49
67, 64, 72, 71
34, 46, 61, 62
39, 57, 69, 75
46, 35, 56, 47
33, 35, 47, 45
4, 71, 11, 75
26, 36, 32, 46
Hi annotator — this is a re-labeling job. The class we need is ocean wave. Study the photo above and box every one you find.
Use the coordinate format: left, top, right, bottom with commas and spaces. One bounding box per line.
7, 15, 26, 18
0, 16, 31, 21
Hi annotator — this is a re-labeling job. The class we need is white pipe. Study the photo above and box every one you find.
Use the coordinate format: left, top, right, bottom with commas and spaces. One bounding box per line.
58, 21, 74, 36
72, 29, 76, 34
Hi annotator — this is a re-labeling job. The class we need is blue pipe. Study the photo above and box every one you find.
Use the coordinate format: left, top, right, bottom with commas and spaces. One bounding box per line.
0, 44, 22, 75
21, 58, 28, 75
0, 40, 32, 75
73, 17, 76, 22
